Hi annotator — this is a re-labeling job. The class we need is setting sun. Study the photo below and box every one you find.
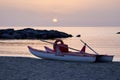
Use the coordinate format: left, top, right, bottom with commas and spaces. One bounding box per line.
52, 18, 58, 23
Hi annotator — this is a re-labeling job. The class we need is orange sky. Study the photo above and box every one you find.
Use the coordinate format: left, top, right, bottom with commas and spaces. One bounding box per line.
0, 0, 120, 26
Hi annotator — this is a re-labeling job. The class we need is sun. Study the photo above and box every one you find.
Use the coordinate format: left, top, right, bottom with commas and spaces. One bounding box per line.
52, 18, 58, 23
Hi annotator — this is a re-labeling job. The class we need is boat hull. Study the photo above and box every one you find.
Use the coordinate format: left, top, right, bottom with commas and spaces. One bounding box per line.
96, 55, 114, 62
44, 46, 114, 62
28, 46, 96, 62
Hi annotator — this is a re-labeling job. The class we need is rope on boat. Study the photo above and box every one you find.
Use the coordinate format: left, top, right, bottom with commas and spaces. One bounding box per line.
80, 39, 99, 55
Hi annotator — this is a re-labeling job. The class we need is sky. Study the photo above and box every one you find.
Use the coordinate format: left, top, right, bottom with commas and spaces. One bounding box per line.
0, 0, 120, 27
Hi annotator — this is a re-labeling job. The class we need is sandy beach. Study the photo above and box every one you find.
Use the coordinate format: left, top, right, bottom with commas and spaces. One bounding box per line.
0, 56, 120, 80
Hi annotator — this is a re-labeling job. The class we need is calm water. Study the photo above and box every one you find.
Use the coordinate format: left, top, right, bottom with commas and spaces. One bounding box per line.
0, 27, 120, 61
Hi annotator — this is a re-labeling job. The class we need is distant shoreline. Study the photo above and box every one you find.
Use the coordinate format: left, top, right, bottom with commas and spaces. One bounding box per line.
0, 56, 120, 80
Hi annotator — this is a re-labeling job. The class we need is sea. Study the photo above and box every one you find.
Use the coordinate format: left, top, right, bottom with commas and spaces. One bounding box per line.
0, 26, 120, 61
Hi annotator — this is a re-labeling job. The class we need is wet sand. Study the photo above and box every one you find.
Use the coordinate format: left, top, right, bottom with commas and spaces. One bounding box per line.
0, 56, 120, 80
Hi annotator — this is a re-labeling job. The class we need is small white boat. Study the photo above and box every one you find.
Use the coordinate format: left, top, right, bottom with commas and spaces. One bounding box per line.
28, 39, 114, 62
28, 46, 96, 62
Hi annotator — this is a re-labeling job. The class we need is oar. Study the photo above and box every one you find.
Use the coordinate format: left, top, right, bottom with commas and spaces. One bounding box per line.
80, 39, 99, 55
40, 39, 80, 52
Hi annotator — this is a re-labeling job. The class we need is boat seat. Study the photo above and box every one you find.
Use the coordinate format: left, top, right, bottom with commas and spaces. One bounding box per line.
53, 39, 69, 52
